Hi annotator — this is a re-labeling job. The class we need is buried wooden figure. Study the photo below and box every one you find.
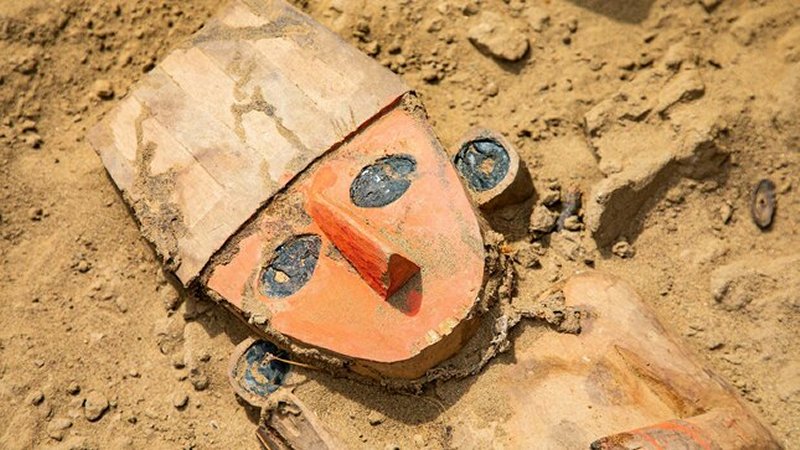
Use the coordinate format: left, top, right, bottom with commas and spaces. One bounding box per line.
88, 0, 780, 448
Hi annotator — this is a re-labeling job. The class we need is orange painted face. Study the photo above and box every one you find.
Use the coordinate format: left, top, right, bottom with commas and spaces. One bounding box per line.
207, 107, 485, 376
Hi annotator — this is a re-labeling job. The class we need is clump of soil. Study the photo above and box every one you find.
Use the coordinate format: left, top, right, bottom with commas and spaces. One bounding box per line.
1, 0, 798, 449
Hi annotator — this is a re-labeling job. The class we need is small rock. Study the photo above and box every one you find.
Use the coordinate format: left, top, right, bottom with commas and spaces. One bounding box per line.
562, 216, 582, 231
76, 260, 91, 273
468, 12, 529, 62
67, 382, 81, 395
583, 98, 614, 136
19, 119, 37, 132
778, 25, 800, 63
662, 41, 696, 70
485, 81, 499, 97
719, 202, 733, 224
699, 0, 722, 12
47, 418, 72, 441
83, 390, 109, 422
540, 189, 560, 206
161, 292, 180, 311
462, 1, 480, 16
618, 58, 637, 71
367, 410, 385, 426
172, 391, 189, 410
28, 208, 43, 221
92, 79, 115, 100
115, 296, 129, 313
421, 67, 440, 83
24, 133, 43, 149
776, 361, 800, 402
526, 7, 550, 32
564, 17, 578, 33
171, 353, 186, 369
364, 41, 380, 57
190, 371, 209, 391
27, 390, 45, 406
514, 245, 540, 269
529, 205, 558, 234
656, 70, 705, 115
665, 186, 685, 204
612, 240, 635, 258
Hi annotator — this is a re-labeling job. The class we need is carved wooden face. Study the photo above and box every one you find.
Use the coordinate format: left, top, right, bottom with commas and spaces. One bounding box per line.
207, 107, 486, 378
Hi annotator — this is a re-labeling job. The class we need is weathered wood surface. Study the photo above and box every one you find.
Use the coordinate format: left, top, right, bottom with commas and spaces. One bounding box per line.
89, 0, 408, 284
256, 393, 342, 450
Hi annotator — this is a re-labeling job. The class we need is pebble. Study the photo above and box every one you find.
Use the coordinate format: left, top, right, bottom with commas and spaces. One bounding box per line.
28, 207, 44, 221
27, 390, 45, 406
655, 69, 705, 115
24, 133, 43, 149
190, 371, 209, 391
514, 245, 540, 269
612, 240, 635, 259
92, 79, 115, 100
172, 391, 189, 409
364, 41, 380, 57
562, 216, 582, 231
719, 202, 733, 224
83, 390, 109, 422
171, 353, 186, 369
115, 296, 129, 313
468, 12, 529, 62
529, 205, 558, 234
565, 17, 578, 33
540, 189, 561, 206
67, 382, 81, 395
47, 417, 72, 441
77, 260, 91, 273
421, 67, 440, 83
462, 2, 479, 16
367, 410, 385, 426
700, 0, 722, 12
526, 7, 550, 32
485, 81, 499, 97
662, 41, 695, 71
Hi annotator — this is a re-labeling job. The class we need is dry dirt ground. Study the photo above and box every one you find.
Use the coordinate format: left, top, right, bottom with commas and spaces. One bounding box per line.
1, 0, 799, 448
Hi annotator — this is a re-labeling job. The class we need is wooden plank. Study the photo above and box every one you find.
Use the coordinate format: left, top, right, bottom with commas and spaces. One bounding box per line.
89, 0, 408, 284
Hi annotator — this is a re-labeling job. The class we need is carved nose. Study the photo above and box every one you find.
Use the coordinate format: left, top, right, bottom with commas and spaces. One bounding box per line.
308, 191, 420, 299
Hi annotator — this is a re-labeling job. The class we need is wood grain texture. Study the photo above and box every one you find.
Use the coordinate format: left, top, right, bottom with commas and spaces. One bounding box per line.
88, 0, 408, 284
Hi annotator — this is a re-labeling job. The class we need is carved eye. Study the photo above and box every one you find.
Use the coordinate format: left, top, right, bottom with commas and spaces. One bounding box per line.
260, 234, 321, 298
349, 154, 417, 208
453, 138, 510, 192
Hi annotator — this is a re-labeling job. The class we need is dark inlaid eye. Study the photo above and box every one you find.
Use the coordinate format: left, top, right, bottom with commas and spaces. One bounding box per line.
454, 138, 510, 192
350, 154, 417, 208
751, 178, 776, 230
241, 340, 290, 397
260, 234, 321, 298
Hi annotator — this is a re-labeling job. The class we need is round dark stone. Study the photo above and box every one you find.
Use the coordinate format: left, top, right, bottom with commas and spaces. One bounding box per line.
260, 234, 321, 298
350, 155, 417, 208
453, 138, 510, 192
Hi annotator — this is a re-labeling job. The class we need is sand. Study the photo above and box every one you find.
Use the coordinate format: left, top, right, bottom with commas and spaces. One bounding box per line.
1, 0, 798, 448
